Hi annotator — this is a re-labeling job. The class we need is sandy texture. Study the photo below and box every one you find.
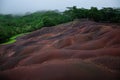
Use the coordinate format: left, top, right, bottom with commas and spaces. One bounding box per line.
0, 20, 120, 80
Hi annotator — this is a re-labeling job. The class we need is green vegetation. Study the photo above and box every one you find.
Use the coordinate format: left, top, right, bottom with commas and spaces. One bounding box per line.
1, 33, 28, 45
0, 10, 71, 43
64, 6, 120, 22
0, 7, 120, 44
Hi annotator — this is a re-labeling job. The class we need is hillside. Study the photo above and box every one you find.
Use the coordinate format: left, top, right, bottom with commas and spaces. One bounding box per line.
0, 20, 120, 80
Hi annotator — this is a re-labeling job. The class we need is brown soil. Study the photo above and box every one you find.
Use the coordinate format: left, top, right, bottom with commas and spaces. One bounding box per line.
0, 20, 120, 80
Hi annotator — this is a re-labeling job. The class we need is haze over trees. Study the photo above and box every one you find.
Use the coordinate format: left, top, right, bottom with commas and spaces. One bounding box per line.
0, 6, 120, 43
64, 6, 120, 22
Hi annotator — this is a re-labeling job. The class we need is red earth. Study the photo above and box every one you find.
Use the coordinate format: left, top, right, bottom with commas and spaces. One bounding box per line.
0, 20, 120, 80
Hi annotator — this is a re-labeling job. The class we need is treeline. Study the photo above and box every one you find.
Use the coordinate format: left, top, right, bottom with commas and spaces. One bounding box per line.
0, 11, 71, 43
64, 6, 120, 22
0, 6, 120, 43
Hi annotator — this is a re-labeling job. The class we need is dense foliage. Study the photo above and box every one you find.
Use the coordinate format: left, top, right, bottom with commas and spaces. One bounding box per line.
64, 6, 120, 22
0, 7, 120, 43
0, 11, 71, 43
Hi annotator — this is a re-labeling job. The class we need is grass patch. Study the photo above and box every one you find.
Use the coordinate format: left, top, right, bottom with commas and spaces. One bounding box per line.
1, 33, 29, 45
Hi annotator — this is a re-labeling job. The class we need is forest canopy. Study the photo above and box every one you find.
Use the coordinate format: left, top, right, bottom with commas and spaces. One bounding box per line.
0, 6, 120, 43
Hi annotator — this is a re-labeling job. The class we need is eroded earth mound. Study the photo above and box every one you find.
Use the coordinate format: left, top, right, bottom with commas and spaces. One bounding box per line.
0, 20, 120, 80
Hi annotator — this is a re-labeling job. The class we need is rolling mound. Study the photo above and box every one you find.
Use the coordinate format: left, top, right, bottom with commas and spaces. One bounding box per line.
0, 20, 120, 80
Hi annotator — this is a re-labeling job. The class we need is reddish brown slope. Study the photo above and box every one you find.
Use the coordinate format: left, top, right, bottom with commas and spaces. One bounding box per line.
0, 20, 120, 80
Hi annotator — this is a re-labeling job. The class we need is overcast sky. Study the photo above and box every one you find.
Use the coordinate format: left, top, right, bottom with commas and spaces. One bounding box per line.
0, 0, 120, 14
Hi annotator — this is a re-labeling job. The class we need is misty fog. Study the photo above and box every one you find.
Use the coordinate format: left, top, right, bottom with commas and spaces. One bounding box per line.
0, 0, 120, 14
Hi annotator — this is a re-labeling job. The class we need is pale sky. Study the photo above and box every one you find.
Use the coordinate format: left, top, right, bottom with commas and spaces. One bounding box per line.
0, 0, 120, 14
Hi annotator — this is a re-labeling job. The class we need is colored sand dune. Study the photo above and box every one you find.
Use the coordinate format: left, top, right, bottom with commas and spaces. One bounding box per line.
0, 20, 120, 80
